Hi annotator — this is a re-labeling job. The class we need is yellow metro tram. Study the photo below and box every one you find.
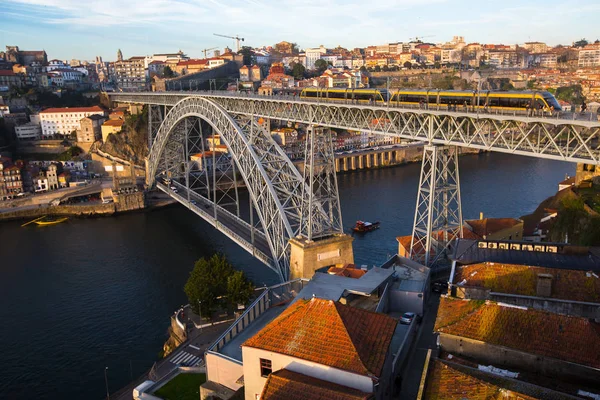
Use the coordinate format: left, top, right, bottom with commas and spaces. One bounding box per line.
299, 87, 562, 112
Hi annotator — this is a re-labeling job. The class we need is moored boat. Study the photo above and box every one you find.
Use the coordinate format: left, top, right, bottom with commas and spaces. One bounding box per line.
34, 216, 68, 226
352, 220, 380, 233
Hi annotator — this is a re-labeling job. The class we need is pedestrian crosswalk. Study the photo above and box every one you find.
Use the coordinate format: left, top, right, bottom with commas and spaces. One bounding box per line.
170, 351, 202, 367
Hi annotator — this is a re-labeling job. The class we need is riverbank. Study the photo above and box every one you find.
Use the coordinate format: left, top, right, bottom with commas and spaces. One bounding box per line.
0, 191, 176, 222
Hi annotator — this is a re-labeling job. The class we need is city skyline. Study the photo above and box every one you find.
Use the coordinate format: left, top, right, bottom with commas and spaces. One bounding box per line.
1, 0, 599, 60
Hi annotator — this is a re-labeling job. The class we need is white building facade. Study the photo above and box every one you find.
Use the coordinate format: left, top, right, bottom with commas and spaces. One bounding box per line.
40, 106, 105, 137
15, 123, 41, 140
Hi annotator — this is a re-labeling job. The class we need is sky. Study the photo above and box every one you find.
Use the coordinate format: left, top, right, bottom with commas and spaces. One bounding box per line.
1, 0, 599, 61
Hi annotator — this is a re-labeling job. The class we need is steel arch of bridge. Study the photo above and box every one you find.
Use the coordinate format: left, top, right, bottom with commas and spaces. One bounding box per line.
111, 92, 600, 165
148, 97, 307, 281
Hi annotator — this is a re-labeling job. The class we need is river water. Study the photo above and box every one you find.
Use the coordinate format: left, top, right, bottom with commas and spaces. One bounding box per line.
0, 153, 574, 399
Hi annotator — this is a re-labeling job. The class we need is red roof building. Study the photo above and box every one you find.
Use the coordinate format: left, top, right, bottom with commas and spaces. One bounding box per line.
242, 298, 398, 399
40, 106, 104, 114
435, 297, 600, 373
260, 369, 372, 400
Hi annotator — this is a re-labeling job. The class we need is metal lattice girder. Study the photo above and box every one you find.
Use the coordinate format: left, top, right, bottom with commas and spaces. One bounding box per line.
300, 126, 343, 241
111, 92, 600, 165
410, 145, 463, 266
147, 97, 309, 281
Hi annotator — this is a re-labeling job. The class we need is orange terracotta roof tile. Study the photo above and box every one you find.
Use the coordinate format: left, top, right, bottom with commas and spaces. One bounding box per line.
261, 369, 372, 400
102, 119, 124, 127
454, 262, 600, 302
465, 218, 522, 238
424, 360, 538, 400
435, 297, 600, 369
243, 298, 397, 377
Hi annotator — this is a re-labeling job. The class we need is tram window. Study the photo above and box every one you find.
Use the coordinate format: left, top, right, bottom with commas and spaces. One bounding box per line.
487, 97, 499, 107
354, 92, 373, 101
535, 99, 546, 109
428, 95, 437, 104
498, 97, 511, 107
328, 91, 346, 99
302, 90, 317, 98
439, 96, 451, 105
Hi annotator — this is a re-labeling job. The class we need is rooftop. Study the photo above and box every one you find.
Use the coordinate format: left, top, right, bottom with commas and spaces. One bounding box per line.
260, 369, 371, 400
454, 262, 600, 303
102, 119, 124, 127
243, 298, 397, 377
220, 303, 288, 362
465, 218, 522, 238
425, 359, 542, 400
82, 114, 105, 121
451, 239, 600, 271
435, 297, 600, 369
40, 106, 104, 114
293, 267, 394, 304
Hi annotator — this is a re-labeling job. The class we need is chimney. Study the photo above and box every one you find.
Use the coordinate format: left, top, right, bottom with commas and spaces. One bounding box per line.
480, 212, 484, 220
536, 274, 553, 297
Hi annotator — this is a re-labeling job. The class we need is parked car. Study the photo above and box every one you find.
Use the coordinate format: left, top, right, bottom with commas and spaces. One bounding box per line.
400, 312, 415, 325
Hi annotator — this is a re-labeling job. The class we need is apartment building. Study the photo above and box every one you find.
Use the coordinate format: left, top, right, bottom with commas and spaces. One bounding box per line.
114, 56, 147, 90
578, 45, 600, 67
40, 106, 105, 137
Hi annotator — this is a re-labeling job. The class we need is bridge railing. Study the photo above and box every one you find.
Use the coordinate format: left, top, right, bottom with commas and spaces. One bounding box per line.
128, 90, 600, 123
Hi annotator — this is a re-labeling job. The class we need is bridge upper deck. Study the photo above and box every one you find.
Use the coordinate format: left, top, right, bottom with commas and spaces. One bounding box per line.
109, 91, 600, 164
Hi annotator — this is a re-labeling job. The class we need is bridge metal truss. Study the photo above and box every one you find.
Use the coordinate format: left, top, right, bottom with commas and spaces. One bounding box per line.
147, 97, 319, 281
300, 126, 344, 241
410, 145, 463, 266
114, 93, 600, 165
112, 92, 600, 268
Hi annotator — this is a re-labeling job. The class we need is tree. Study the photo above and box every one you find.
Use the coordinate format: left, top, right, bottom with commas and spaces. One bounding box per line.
291, 63, 306, 80
163, 66, 174, 78
574, 39, 589, 48
555, 85, 585, 105
403, 61, 412, 69
382, 65, 389, 72
314, 59, 328, 72
527, 79, 536, 89
226, 271, 255, 309
374, 65, 381, 72
183, 254, 253, 319
238, 46, 255, 66
359, 66, 367, 73
434, 61, 441, 69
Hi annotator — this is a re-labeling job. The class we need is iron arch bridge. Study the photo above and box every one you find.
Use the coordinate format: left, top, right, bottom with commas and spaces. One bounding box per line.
142, 96, 340, 281
109, 92, 600, 278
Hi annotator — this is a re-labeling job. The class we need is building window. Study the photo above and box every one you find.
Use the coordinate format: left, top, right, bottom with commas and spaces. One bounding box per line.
259, 358, 272, 377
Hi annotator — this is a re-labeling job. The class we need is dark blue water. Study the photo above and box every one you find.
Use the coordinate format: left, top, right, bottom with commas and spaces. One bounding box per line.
0, 153, 574, 399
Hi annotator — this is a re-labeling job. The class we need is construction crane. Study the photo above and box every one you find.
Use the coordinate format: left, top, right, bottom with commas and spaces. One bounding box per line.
213, 33, 245, 52
410, 35, 435, 42
202, 47, 218, 58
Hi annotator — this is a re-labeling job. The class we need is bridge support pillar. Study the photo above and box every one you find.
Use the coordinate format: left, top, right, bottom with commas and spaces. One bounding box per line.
289, 235, 355, 280
335, 158, 340, 173
366, 154, 372, 168
410, 145, 463, 267
358, 155, 364, 169
350, 156, 356, 170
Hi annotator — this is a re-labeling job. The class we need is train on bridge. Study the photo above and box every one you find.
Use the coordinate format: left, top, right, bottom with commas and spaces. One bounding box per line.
299, 88, 562, 113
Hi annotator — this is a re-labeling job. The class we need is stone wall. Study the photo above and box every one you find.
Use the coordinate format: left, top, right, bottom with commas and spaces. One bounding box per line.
0, 192, 146, 222
115, 192, 145, 212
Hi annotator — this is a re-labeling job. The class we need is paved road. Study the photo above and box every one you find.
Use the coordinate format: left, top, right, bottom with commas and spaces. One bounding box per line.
398, 291, 442, 399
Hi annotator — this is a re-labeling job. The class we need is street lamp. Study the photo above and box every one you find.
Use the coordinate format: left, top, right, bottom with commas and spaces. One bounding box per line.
104, 367, 110, 400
